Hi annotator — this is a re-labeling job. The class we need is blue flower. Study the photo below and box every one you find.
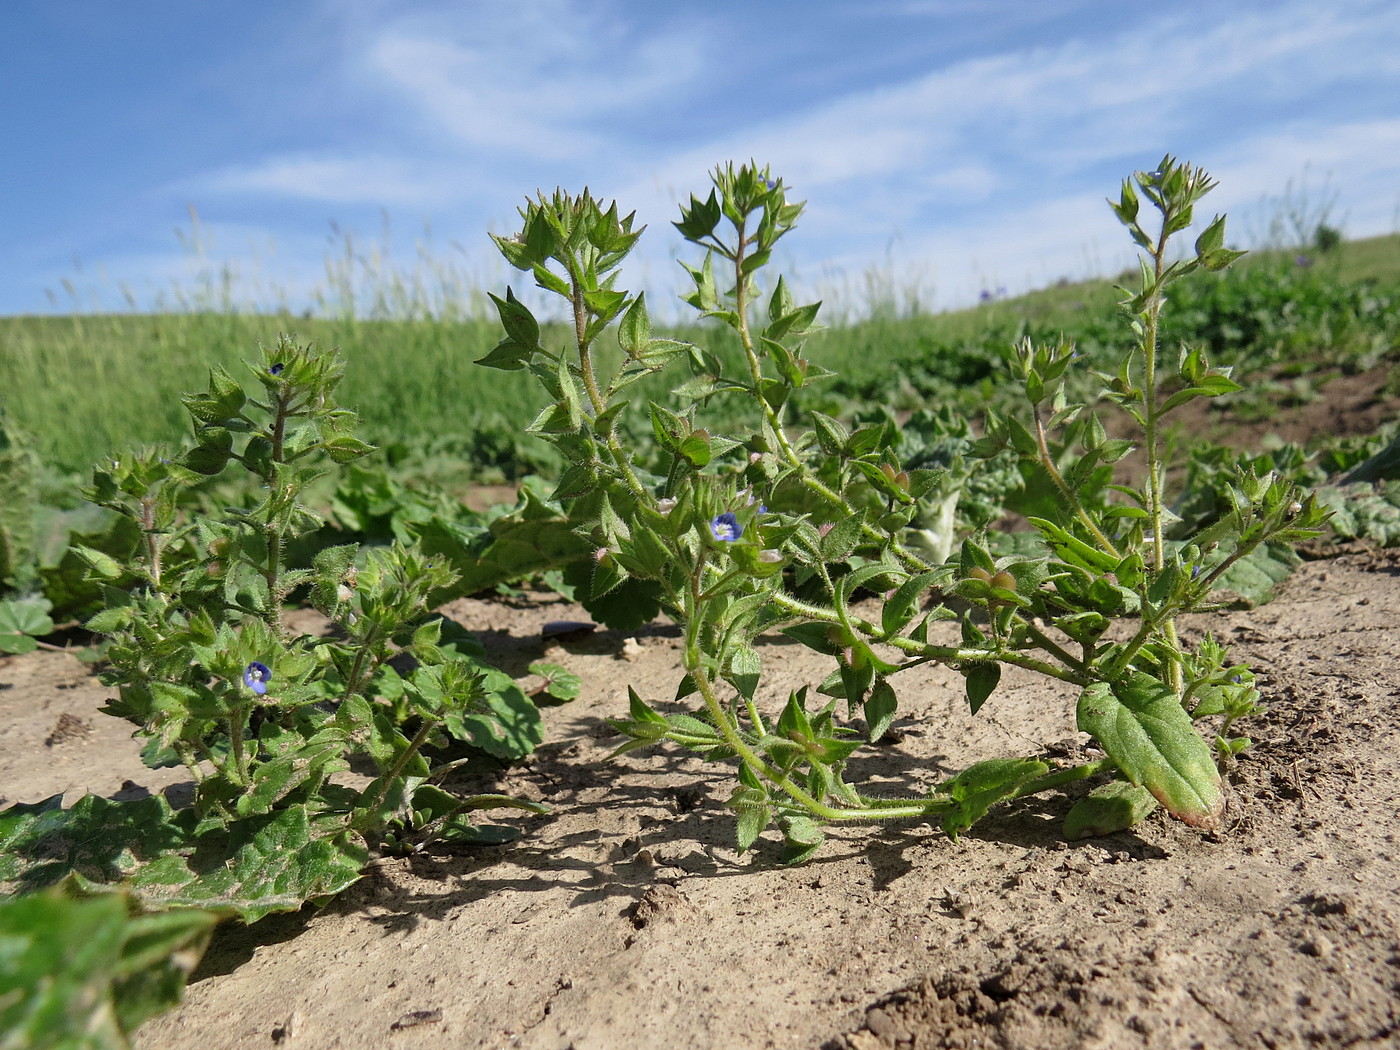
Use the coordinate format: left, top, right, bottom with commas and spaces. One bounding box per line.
243, 661, 271, 695
269, 363, 285, 375
710, 512, 743, 543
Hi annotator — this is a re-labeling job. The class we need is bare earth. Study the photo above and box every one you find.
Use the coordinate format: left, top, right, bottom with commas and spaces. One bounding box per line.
2, 545, 1398, 1049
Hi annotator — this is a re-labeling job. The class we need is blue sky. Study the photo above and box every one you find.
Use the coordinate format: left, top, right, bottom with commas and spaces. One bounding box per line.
3, 0, 1398, 319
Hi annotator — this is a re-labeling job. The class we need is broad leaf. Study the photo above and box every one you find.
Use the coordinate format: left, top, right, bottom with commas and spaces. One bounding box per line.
0, 795, 369, 923
0, 884, 218, 1049
1076, 674, 1223, 829
442, 668, 543, 761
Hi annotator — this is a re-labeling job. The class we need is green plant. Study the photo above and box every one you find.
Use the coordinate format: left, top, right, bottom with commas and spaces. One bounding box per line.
1, 336, 546, 918
478, 157, 1326, 861
0, 598, 55, 655
0, 882, 218, 1050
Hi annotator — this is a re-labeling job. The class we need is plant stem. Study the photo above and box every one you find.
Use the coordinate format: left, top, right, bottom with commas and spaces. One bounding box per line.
1012, 757, 1114, 799
725, 215, 926, 573
1033, 409, 1121, 559
141, 495, 162, 588
570, 280, 607, 417
1140, 216, 1184, 693
227, 704, 251, 787
763, 590, 1089, 685
350, 718, 438, 834
682, 560, 940, 823
341, 623, 382, 700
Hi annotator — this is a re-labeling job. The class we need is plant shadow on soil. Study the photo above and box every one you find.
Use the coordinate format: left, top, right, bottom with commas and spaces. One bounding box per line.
4, 553, 1400, 1048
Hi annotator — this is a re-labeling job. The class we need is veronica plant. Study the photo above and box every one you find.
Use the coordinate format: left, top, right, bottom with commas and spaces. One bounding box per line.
481, 157, 1326, 861
0, 336, 545, 919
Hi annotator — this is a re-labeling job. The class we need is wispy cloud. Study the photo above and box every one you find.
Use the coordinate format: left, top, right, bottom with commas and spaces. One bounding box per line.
364, 1, 706, 162
6, 0, 1398, 316
200, 154, 455, 205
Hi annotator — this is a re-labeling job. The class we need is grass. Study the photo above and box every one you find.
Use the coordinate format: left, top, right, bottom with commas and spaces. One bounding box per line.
2, 231, 1397, 479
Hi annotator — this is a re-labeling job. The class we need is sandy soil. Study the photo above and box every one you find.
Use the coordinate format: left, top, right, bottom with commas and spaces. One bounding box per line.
3, 544, 1398, 1049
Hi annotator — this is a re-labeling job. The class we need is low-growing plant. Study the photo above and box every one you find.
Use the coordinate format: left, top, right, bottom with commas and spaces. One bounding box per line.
0, 881, 218, 1050
0, 336, 546, 918
475, 156, 1327, 860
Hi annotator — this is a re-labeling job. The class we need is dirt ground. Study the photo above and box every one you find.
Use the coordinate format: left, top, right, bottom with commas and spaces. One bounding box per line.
3, 542, 1399, 1049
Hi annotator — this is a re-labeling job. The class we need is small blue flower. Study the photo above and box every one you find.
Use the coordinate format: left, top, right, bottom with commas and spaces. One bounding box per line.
710, 512, 743, 543
269, 363, 285, 375
243, 661, 271, 695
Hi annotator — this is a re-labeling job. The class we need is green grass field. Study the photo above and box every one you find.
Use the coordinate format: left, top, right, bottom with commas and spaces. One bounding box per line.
3, 231, 1397, 479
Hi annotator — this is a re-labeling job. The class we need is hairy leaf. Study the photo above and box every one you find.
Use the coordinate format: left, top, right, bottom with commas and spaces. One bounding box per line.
1076, 674, 1223, 829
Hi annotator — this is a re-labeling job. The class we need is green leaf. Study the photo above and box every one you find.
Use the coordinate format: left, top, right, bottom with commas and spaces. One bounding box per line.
442, 668, 543, 761
0, 793, 191, 894
730, 786, 770, 853
134, 809, 368, 922
777, 815, 824, 865
728, 645, 761, 702
963, 662, 1001, 715
182, 427, 234, 475
1063, 779, 1159, 839
864, 678, 898, 742
488, 287, 541, 347
1075, 674, 1223, 830
474, 338, 536, 372
532, 262, 570, 297
617, 292, 652, 358
1210, 541, 1299, 608
0, 794, 369, 923
321, 435, 377, 465
562, 564, 663, 632
528, 661, 582, 702
810, 412, 849, 455
938, 756, 1048, 840
881, 571, 937, 636
0, 598, 54, 641
0, 884, 218, 1049
819, 513, 864, 561
1160, 375, 1243, 412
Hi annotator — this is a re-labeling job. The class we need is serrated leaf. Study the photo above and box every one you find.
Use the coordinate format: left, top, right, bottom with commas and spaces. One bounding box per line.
442, 668, 543, 761
0, 793, 191, 894
133, 809, 368, 922
0, 794, 369, 923
1075, 674, 1222, 829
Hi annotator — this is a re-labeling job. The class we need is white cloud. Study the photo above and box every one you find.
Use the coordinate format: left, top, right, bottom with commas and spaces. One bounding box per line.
364, 1, 706, 161
1211, 119, 1400, 241
199, 154, 455, 205
17, 0, 1399, 318
608, 0, 1400, 313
